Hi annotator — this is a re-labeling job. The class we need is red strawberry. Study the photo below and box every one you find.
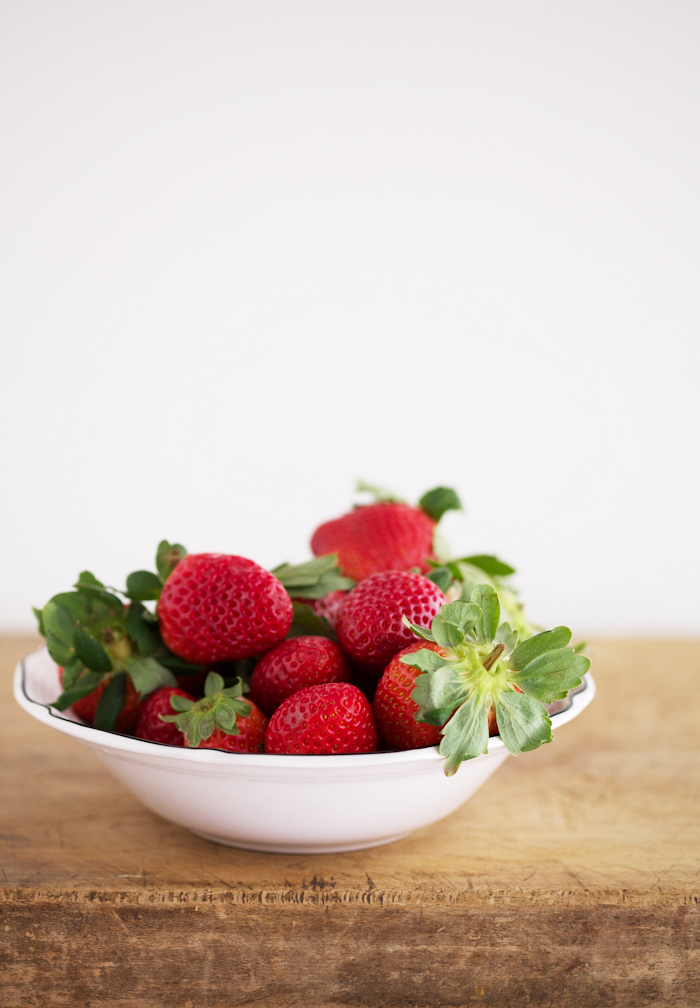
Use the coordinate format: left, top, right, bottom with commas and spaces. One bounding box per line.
58, 667, 141, 733
134, 687, 196, 745
373, 641, 447, 750
310, 502, 436, 582
158, 553, 293, 664
373, 643, 521, 749
184, 704, 267, 753
265, 683, 378, 755
248, 636, 351, 716
336, 570, 448, 674
161, 671, 268, 753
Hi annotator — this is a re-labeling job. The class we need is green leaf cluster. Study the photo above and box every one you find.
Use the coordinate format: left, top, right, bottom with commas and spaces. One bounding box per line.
425, 555, 538, 642
160, 672, 253, 747
34, 542, 192, 723
401, 585, 590, 776
125, 540, 187, 601
272, 554, 354, 600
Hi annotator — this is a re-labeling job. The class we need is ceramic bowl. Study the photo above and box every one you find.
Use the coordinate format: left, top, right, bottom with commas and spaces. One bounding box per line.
14, 647, 595, 854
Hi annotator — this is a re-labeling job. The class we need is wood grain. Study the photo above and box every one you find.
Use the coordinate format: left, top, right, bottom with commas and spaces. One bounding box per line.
1, 635, 699, 1006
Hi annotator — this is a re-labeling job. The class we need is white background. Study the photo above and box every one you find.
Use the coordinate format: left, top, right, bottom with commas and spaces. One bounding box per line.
1, 1, 698, 635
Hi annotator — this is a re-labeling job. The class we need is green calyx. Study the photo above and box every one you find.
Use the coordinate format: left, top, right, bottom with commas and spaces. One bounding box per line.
418, 486, 462, 523
401, 585, 590, 776
272, 554, 355, 600
160, 672, 252, 747
36, 540, 195, 728
425, 555, 538, 642
125, 539, 187, 601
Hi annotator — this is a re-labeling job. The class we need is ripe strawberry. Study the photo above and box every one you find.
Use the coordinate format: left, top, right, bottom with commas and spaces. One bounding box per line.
265, 683, 378, 755
248, 636, 352, 716
58, 666, 141, 733
158, 553, 293, 664
311, 502, 436, 582
161, 671, 268, 753
134, 686, 196, 745
373, 642, 447, 750
310, 485, 461, 582
336, 570, 448, 674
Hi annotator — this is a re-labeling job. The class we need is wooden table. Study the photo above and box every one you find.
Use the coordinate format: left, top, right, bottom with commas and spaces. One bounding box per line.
1, 635, 698, 1007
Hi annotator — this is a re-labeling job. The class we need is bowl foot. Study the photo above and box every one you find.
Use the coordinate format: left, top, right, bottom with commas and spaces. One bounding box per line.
188, 829, 414, 854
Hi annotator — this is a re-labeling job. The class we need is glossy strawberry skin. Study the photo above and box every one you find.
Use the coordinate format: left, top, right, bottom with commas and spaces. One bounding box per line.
158, 553, 293, 664
134, 687, 196, 745
264, 683, 378, 755
310, 502, 436, 582
58, 667, 141, 733
336, 570, 448, 674
248, 636, 351, 717
373, 642, 447, 750
184, 699, 268, 753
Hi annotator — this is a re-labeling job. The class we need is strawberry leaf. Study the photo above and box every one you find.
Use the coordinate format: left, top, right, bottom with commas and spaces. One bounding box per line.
513, 649, 589, 703
495, 622, 519, 656
204, 672, 225, 696
494, 691, 552, 754
431, 600, 481, 648
401, 615, 436, 642
73, 572, 125, 612
458, 555, 516, 577
412, 664, 469, 726
125, 656, 176, 696
42, 601, 76, 665
418, 486, 462, 522
52, 670, 105, 711
156, 541, 187, 582
399, 648, 449, 674
125, 603, 160, 656
438, 693, 490, 774
94, 672, 126, 731
125, 571, 163, 601
426, 567, 452, 593
509, 627, 572, 671
32, 607, 45, 636
170, 694, 195, 712
72, 625, 112, 672
272, 555, 354, 599
469, 585, 500, 644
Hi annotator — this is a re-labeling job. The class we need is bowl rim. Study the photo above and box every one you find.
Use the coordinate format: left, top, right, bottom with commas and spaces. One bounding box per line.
14, 646, 596, 769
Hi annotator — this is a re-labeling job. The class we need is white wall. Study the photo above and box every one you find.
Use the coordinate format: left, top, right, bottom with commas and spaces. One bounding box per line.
1, 1, 698, 635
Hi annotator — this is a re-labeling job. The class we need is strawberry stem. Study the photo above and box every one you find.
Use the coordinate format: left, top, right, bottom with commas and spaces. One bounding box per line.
481, 643, 506, 672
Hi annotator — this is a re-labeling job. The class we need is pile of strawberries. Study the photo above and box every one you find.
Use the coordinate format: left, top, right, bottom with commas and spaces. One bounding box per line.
36, 484, 589, 775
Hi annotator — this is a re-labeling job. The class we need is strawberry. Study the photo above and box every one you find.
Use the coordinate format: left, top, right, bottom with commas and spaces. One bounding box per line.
335, 570, 448, 674
400, 586, 590, 775
39, 542, 205, 732
134, 686, 196, 745
248, 635, 351, 716
264, 683, 378, 755
372, 641, 506, 750
161, 672, 267, 753
58, 666, 141, 733
372, 642, 446, 750
158, 553, 293, 664
310, 484, 461, 582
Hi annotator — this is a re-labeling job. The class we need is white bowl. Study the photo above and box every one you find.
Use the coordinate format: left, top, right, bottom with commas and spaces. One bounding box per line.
14, 647, 596, 854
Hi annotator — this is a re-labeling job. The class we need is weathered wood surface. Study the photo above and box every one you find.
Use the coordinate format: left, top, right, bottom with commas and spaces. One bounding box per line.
1, 635, 699, 1007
